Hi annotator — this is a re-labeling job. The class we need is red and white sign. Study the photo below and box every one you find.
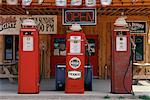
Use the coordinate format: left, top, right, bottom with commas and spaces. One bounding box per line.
69, 57, 81, 69
68, 71, 81, 79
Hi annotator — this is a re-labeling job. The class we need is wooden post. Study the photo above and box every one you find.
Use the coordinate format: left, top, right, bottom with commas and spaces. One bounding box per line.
0, 36, 4, 74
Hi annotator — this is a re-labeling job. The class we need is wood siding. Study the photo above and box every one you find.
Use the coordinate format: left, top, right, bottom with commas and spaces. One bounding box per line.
0, 15, 150, 78
56, 15, 150, 78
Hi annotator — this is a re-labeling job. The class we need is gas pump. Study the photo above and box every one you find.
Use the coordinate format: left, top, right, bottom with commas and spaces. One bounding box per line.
65, 24, 86, 93
111, 26, 132, 94
18, 19, 40, 93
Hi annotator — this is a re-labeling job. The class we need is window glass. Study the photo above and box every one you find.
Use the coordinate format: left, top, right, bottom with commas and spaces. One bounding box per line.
54, 38, 66, 56
5, 35, 13, 60
135, 36, 144, 61
86, 39, 95, 56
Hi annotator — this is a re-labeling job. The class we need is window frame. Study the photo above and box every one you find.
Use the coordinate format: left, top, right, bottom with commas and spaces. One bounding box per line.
4, 35, 19, 61
131, 34, 146, 62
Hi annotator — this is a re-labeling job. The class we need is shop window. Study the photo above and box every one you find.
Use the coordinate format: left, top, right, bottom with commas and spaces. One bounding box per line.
5, 36, 13, 60
53, 38, 66, 56
131, 35, 144, 61
4, 35, 19, 60
86, 39, 96, 56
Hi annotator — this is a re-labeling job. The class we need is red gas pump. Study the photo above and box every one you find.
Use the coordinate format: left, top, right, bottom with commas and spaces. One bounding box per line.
111, 26, 132, 94
65, 24, 86, 93
18, 19, 40, 93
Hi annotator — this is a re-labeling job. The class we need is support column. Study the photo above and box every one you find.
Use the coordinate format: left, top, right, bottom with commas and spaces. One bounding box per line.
0, 35, 4, 73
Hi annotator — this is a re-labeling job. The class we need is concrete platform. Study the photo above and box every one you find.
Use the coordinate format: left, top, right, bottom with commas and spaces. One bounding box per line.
0, 79, 150, 100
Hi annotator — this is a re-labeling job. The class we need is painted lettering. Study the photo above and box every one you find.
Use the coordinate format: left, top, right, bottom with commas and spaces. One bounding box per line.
0, 16, 16, 31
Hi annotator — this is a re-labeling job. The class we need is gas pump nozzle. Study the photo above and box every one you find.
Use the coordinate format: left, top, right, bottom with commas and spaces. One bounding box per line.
39, 41, 46, 83
130, 38, 136, 53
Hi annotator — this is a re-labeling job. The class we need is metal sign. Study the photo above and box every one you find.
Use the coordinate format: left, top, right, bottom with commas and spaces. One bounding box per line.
62, 9, 97, 25
68, 71, 81, 79
127, 21, 147, 34
69, 57, 81, 69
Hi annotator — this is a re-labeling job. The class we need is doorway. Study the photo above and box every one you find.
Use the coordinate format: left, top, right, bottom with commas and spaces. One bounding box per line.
50, 34, 99, 77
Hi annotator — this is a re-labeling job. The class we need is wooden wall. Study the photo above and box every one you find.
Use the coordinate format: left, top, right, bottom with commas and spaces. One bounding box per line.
0, 15, 150, 78
56, 15, 150, 78
0, 36, 4, 62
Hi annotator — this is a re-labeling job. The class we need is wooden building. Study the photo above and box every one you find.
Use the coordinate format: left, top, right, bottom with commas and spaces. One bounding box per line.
0, 0, 150, 79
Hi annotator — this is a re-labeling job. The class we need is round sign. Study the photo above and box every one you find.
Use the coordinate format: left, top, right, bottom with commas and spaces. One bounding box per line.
69, 57, 81, 69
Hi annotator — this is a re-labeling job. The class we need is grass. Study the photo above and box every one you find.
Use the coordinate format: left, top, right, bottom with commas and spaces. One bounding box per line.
139, 95, 150, 100
118, 96, 125, 99
103, 95, 110, 99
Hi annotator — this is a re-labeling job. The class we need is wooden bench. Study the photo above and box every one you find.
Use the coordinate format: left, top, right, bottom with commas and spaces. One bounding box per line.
133, 63, 150, 82
0, 61, 18, 82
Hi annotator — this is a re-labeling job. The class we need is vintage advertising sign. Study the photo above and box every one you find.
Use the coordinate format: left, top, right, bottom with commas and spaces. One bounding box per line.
68, 70, 81, 79
127, 21, 147, 34
69, 57, 81, 69
62, 9, 97, 25
0, 15, 57, 35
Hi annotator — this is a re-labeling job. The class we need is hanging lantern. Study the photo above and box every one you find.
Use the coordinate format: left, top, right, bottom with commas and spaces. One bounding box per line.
22, 0, 32, 6
6, 0, 18, 5
100, 0, 112, 6
114, 12, 128, 27
38, 0, 43, 5
85, 0, 96, 6
56, 0, 67, 6
71, 0, 82, 6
